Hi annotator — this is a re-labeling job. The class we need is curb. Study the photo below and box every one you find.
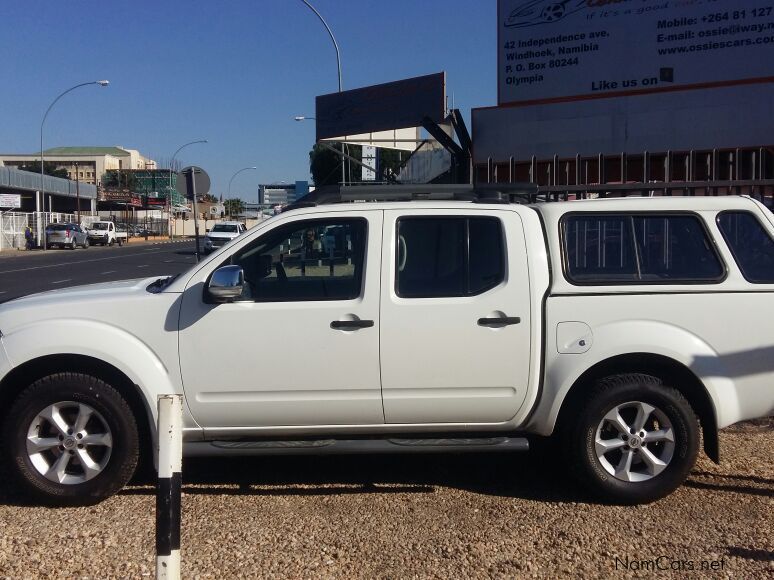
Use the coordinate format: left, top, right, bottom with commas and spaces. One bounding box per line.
0, 238, 193, 256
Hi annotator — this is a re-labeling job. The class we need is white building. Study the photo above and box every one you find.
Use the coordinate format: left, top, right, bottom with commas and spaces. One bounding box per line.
0, 146, 156, 186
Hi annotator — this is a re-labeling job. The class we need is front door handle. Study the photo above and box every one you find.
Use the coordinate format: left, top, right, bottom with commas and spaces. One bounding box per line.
478, 316, 521, 327
330, 319, 374, 330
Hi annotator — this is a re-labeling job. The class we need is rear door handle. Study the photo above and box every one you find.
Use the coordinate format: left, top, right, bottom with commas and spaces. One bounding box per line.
478, 316, 521, 327
330, 319, 374, 330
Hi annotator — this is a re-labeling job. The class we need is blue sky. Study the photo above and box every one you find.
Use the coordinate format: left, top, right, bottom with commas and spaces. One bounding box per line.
1, 1, 495, 202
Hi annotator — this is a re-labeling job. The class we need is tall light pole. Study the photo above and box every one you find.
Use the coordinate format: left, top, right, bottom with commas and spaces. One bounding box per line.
298, 0, 346, 186
39, 79, 109, 248
168, 139, 207, 238
227, 167, 257, 218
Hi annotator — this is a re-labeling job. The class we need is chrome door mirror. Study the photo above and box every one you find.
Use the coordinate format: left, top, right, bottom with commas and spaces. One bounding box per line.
208, 265, 244, 302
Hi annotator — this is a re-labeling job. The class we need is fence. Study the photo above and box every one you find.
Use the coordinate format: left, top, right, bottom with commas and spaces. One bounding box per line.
476, 147, 774, 209
0, 212, 28, 250
0, 211, 96, 250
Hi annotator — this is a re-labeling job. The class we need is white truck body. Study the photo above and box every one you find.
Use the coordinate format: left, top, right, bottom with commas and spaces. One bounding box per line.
0, 194, 772, 504
86, 221, 127, 246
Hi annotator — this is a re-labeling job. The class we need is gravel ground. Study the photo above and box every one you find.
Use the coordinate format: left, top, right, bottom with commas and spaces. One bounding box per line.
0, 419, 771, 579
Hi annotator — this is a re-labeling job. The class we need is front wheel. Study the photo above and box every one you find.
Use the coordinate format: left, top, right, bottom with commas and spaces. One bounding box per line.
564, 373, 699, 504
3, 373, 140, 506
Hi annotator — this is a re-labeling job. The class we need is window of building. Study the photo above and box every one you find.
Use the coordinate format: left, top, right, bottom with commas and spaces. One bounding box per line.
717, 211, 774, 283
396, 217, 505, 298
563, 213, 724, 284
226, 218, 367, 302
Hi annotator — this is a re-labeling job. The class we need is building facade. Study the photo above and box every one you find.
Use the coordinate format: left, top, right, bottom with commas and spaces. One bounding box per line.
258, 181, 309, 206
0, 146, 156, 186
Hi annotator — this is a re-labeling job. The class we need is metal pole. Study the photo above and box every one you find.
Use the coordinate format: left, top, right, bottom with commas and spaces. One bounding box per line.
40, 80, 108, 248
299, 0, 344, 185
156, 395, 183, 580
169, 140, 207, 239
190, 170, 201, 263
227, 167, 257, 200
75, 162, 81, 224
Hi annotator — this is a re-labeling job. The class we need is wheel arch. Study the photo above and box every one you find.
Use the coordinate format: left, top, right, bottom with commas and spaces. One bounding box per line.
554, 353, 719, 463
0, 354, 155, 475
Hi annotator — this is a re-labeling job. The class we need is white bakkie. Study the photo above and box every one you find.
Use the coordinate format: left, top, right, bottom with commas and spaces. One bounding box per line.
86, 220, 127, 246
0, 191, 772, 506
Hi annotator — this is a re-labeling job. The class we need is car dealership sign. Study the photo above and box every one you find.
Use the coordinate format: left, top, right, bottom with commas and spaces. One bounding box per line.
497, 0, 774, 105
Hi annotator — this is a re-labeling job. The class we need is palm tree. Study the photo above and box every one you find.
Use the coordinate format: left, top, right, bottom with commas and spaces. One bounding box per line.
224, 198, 245, 219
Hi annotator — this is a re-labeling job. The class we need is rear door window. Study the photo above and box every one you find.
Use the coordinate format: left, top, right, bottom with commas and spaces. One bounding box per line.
563, 214, 724, 284
396, 217, 504, 298
717, 211, 774, 283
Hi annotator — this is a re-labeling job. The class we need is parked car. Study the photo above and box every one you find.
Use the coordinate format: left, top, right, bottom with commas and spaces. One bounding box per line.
0, 189, 772, 506
86, 221, 127, 246
203, 221, 247, 253
45, 223, 89, 250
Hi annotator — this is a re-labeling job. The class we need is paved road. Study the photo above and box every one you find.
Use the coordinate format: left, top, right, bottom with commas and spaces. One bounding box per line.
0, 240, 198, 303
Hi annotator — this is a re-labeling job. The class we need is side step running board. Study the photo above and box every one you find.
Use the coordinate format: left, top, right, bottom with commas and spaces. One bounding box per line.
184, 437, 529, 457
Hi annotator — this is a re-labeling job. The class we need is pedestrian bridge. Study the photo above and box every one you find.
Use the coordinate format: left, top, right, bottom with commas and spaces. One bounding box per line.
0, 166, 97, 211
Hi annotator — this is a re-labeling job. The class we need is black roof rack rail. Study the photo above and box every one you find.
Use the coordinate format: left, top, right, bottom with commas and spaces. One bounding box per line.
282, 183, 539, 212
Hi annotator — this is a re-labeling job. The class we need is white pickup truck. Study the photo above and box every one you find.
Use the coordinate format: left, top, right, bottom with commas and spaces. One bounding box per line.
0, 187, 772, 506
86, 220, 127, 246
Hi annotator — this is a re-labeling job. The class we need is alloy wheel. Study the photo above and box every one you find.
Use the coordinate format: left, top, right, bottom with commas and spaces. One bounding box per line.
594, 401, 675, 483
26, 401, 113, 485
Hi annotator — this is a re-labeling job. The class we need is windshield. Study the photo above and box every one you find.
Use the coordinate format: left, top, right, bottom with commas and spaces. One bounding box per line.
212, 224, 239, 233
92, 223, 109, 230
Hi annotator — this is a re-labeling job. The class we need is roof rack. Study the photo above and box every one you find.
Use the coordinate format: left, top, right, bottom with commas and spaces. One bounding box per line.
282, 183, 539, 212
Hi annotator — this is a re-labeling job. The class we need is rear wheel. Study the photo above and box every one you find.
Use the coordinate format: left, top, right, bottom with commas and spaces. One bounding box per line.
564, 373, 699, 504
3, 373, 139, 506
68, 240, 76, 250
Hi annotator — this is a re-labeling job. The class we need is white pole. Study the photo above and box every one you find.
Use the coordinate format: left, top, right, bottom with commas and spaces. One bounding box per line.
156, 395, 183, 580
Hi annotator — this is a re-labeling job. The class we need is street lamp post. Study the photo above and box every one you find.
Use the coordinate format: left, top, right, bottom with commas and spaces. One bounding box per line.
168, 139, 207, 238
298, 0, 346, 186
227, 167, 257, 219
39, 79, 109, 249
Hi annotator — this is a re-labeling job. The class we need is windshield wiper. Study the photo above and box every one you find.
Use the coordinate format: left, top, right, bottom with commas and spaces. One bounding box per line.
146, 274, 179, 293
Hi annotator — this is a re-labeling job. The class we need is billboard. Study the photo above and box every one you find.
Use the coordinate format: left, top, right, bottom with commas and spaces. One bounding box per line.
316, 72, 446, 141
498, 0, 774, 106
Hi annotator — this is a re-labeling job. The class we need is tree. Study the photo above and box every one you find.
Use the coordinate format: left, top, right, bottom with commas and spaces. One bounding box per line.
18, 163, 69, 179
224, 198, 245, 219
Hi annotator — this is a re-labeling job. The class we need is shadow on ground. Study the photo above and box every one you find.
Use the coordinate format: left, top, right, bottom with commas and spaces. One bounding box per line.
0, 449, 595, 506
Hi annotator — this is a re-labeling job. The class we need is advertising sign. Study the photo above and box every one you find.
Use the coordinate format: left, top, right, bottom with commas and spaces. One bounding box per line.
0, 194, 21, 208
362, 146, 377, 181
316, 72, 446, 141
498, 0, 774, 106
100, 189, 142, 207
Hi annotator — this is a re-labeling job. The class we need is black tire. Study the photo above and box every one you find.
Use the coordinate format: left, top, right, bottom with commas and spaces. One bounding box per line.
3, 373, 140, 506
68, 240, 76, 250
82, 239, 89, 249
563, 373, 699, 504
108, 238, 114, 246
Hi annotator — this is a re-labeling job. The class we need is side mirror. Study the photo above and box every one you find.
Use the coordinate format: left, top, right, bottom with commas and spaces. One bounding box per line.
208, 265, 244, 302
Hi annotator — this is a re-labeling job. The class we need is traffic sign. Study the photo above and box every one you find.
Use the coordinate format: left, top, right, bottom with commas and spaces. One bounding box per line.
176, 166, 210, 200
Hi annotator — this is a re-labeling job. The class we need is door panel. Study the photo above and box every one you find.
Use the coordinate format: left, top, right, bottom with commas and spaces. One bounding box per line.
380, 209, 532, 424
178, 211, 384, 429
